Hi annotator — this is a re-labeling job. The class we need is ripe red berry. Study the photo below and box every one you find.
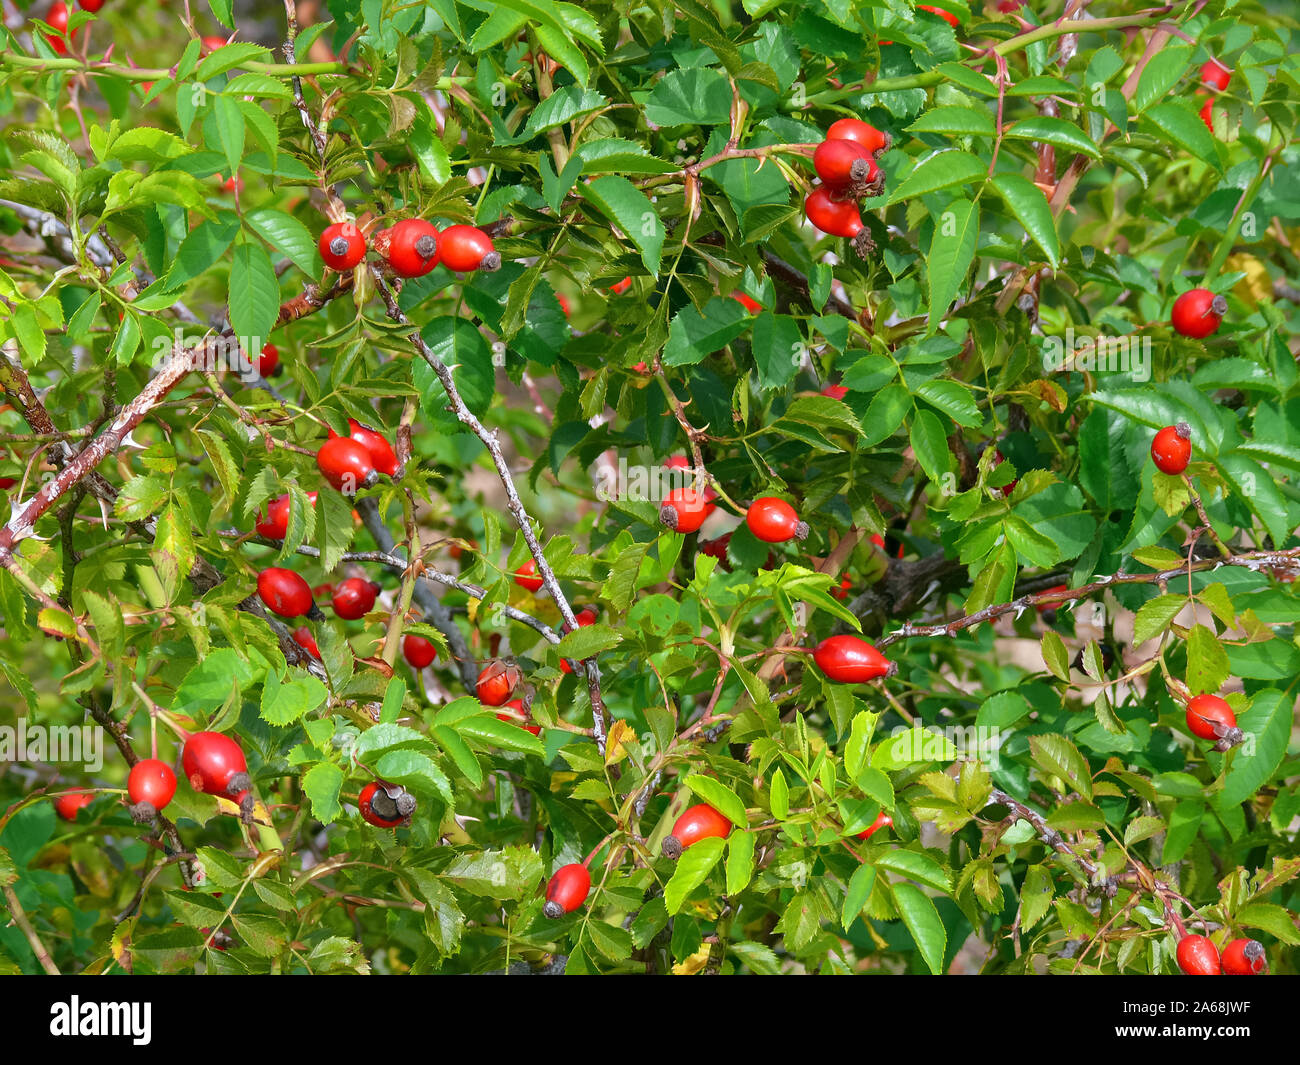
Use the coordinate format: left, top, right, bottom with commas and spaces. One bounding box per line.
1171, 288, 1227, 339
1186, 693, 1241, 743
318, 222, 366, 271
812, 634, 893, 683
1221, 938, 1266, 975
437, 225, 501, 273
663, 454, 692, 471
659, 486, 715, 534
805, 185, 863, 239
1200, 58, 1231, 91
379, 218, 440, 277
403, 634, 437, 669
821, 384, 848, 401
254, 490, 318, 540
477, 660, 518, 706
813, 139, 879, 190
1199, 95, 1216, 132
127, 758, 177, 818
220, 175, 243, 195
257, 567, 315, 619
316, 436, 378, 494
497, 697, 541, 736
358, 780, 415, 828
181, 731, 251, 812
329, 418, 400, 477
200, 35, 227, 55
732, 291, 762, 314
43, 1, 73, 53
746, 497, 809, 544
826, 118, 888, 154
257, 342, 279, 377
543, 863, 591, 918
831, 576, 852, 601
1151, 423, 1192, 475
857, 810, 893, 841
1176, 934, 1221, 975
557, 292, 571, 317
918, 4, 960, 27
609, 276, 633, 295
292, 626, 320, 658
560, 608, 597, 674
54, 791, 93, 821
332, 577, 379, 620
661, 803, 732, 859
78, 0, 104, 10
514, 559, 544, 592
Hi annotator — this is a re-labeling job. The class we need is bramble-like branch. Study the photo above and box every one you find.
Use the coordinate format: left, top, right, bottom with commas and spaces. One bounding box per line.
876, 545, 1300, 650
367, 266, 612, 752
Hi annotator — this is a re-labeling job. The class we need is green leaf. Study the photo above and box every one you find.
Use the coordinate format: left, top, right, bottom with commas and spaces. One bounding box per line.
663, 297, 750, 366
907, 107, 996, 137
1041, 631, 1070, 682
1029, 733, 1093, 799
374, 750, 454, 805
1018, 864, 1054, 929
212, 94, 246, 180
990, 173, 1060, 269
1219, 690, 1290, 805
876, 849, 952, 893
1141, 102, 1219, 167
523, 86, 606, 137
227, 242, 279, 353
1003, 117, 1101, 159
769, 768, 789, 819
301, 762, 344, 825
244, 208, 320, 278
579, 176, 664, 276
682, 775, 748, 828
887, 150, 985, 205
441, 845, 544, 900
643, 67, 732, 126
1133, 46, 1192, 114
925, 198, 978, 332
260, 671, 328, 726
664, 835, 726, 914
726, 831, 755, 895
1132, 593, 1186, 646
841, 862, 876, 928
891, 882, 947, 974
909, 408, 952, 482
1185, 623, 1230, 695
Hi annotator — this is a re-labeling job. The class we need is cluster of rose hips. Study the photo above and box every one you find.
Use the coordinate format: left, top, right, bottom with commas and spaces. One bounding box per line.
59, 730, 256, 826
804, 117, 890, 257
1177, 933, 1267, 975
318, 218, 500, 277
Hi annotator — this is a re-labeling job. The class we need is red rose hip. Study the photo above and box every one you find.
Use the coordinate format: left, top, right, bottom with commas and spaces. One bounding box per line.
746, 497, 809, 544
661, 802, 732, 860
1186, 693, 1242, 746
358, 780, 415, 828
514, 559, 544, 592
403, 634, 437, 669
127, 758, 177, 820
543, 863, 591, 917
1221, 938, 1266, 975
437, 225, 501, 273
257, 567, 315, 619
377, 218, 440, 277
1176, 934, 1221, 975
476, 660, 518, 706
318, 222, 367, 271
332, 577, 380, 620
317, 436, 378, 494
825, 118, 888, 154
812, 634, 893, 683
1171, 288, 1226, 339
1151, 423, 1192, 475
659, 486, 715, 534
182, 731, 252, 817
